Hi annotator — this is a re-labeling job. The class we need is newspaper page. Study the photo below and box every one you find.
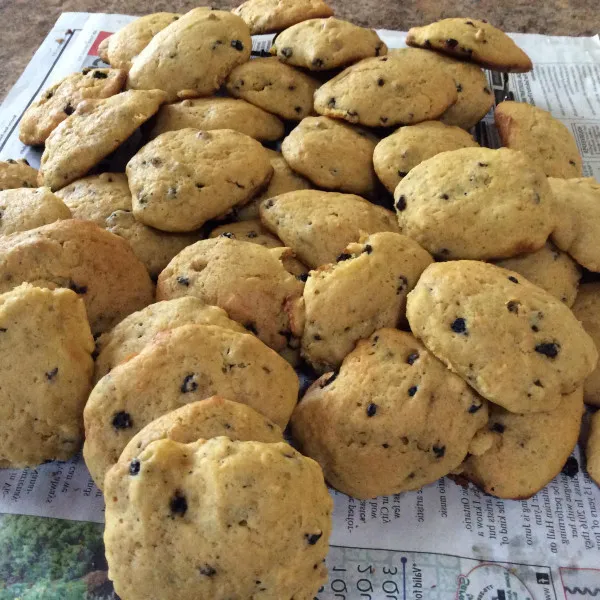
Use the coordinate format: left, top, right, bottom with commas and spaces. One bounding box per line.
1, 13, 600, 600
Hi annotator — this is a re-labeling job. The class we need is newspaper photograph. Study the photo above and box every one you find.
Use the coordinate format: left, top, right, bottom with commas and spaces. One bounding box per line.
0, 12, 599, 600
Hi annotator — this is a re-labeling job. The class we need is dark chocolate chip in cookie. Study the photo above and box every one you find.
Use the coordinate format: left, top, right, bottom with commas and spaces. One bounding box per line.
451, 317, 467, 334
535, 342, 560, 358
170, 490, 188, 517
112, 411, 133, 430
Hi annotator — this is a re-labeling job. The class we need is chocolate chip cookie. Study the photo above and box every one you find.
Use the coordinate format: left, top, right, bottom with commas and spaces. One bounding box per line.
0, 159, 38, 191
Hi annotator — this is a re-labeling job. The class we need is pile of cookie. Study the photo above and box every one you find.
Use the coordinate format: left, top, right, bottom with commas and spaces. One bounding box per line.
1, 0, 600, 597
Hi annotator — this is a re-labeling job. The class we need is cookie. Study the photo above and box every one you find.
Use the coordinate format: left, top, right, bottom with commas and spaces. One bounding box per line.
587, 410, 600, 486
259, 189, 399, 268
571, 283, 600, 407
0, 284, 94, 468
406, 260, 598, 413
406, 18, 533, 72
549, 177, 600, 272
0, 188, 71, 235
495, 101, 583, 178
233, 0, 334, 34
313, 50, 458, 127
19, 68, 126, 146
98, 36, 110, 64
104, 437, 331, 600
394, 147, 555, 260
494, 242, 580, 307
235, 150, 312, 221
128, 128, 273, 232
460, 388, 583, 499
128, 8, 251, 102
271, 18, 387, 70
282, 116, 378, 196
104, 13, 180, 70
83, 323, 299, 485
0, 219, 154, 334
118, 397, 283, 468
300, 232, 433, 372
151, 97, 284, 141
226, 57, 320, 121
0, 159, 38, 191
39, 89, 166, 191
94, 297, 246, 383
156, 238, 304, 351
373, 120, 479, 194
291, 328, 488, 499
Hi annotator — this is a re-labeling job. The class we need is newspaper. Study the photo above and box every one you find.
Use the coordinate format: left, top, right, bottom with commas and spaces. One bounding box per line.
0, 12, 600, 600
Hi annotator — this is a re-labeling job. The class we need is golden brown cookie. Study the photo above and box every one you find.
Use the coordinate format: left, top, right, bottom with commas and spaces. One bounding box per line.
587, 410, 600, 486
0, 159, 38, 191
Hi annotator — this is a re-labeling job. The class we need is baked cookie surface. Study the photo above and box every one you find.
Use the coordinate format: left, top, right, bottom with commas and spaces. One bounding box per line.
495, 101, 582, 178
406, 260, 598, 413
104, 437, 332, 600
0, 284, 94, 468
394, 147, 555, 260
587, 410, 600, 486
291, 328, 488, 499
0, 159, 38, 191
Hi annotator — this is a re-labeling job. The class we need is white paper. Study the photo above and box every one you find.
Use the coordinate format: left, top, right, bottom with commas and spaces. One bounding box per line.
1, 13, 600, 599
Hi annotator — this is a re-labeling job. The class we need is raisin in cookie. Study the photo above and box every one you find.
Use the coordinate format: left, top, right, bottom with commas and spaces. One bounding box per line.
259, 189, 399, 268
272, 18, 386, 70
406, 18, 532, 72
587, 410, 600, 486
128, 9, 251, 102
157, 237, 303, 351
494, 243, 580, 307
282, 116, 378, 196
118, 397, 283, 468
233, 0, 334, 34
151, 97, 284, 141
0, 220, 153, 334
39, 89, 166, 191
373, 121, 478, 194
460, 388, 583, 499
571, 283, 600, 407
0, 159, 38, 191
83, 323, 299, 486
0, 284, 94, 468
495, 101, 582, 178
313, 50, 457, 127
235, 150, 312, 221
128, 128, 272, 232
394, 147, 555, 260
104, 13, 180, 70
300, 233, 433, 372
226, 57, 320, 121
407, 260, 598, 413
0, 188, 71, 235
105, 437, 331, 600
292, 329, 488, 499
19, 68, 126, 146
549, 177, 600, 272
94, 297, 246, 383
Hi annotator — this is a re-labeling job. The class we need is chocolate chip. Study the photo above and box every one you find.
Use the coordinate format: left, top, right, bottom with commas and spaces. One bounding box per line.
312, 58, 324, 68
363, 244, 373, 254
337, 253, 352, 262
395, 195, 407, 211
45, 367, 58, 381
468, 403, 482, 414
231, 39, 244, 51
150, 157, 162, 167
280, 47, 293, 58
64, 104, 75, 115
264, 199, 274, 209
313, 334, 322, 341
534, 379, 544, 387
397, 275, 408, 295
170, 491, 188, 517
508, 276, 519, 284
246, 231, 258, 239
440, 193, 449, 200
377, 78, 385, 86
397, 170, 408, 177
456, 83, 463, 92
177, 276, 190, 286
199, 564, 217, 577
561, 456, 579, 478
220, 232, 235, 239
181, 374, 198, 393
531, 324, 539, 332
129, 459, 140, 476
408, 386, 418, 397
478, 162, 488, 167
445, 38, 459, 48
535, 342, 560, 358
0, 328, 7, 333
491, 422, 505, 434
465, 20, 475, 26
382, 443, 390, 448
366, 402, 377, 417
372, 335, 379, 345
112, 411, 132, 430
507, 300, 520, 313
432, 445, 446, 458
407, 352, 419, 365
451, 318, 467, 334
569, 160, 576, 166
46, 91, 54, 99
327, 97, 336, 108
305, 532, 322, 545
68, 281, 87, 295
294, 106, 302, 114
320, 371, 338, 387
297, 273, 309, 282
92, 70, 108, 79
